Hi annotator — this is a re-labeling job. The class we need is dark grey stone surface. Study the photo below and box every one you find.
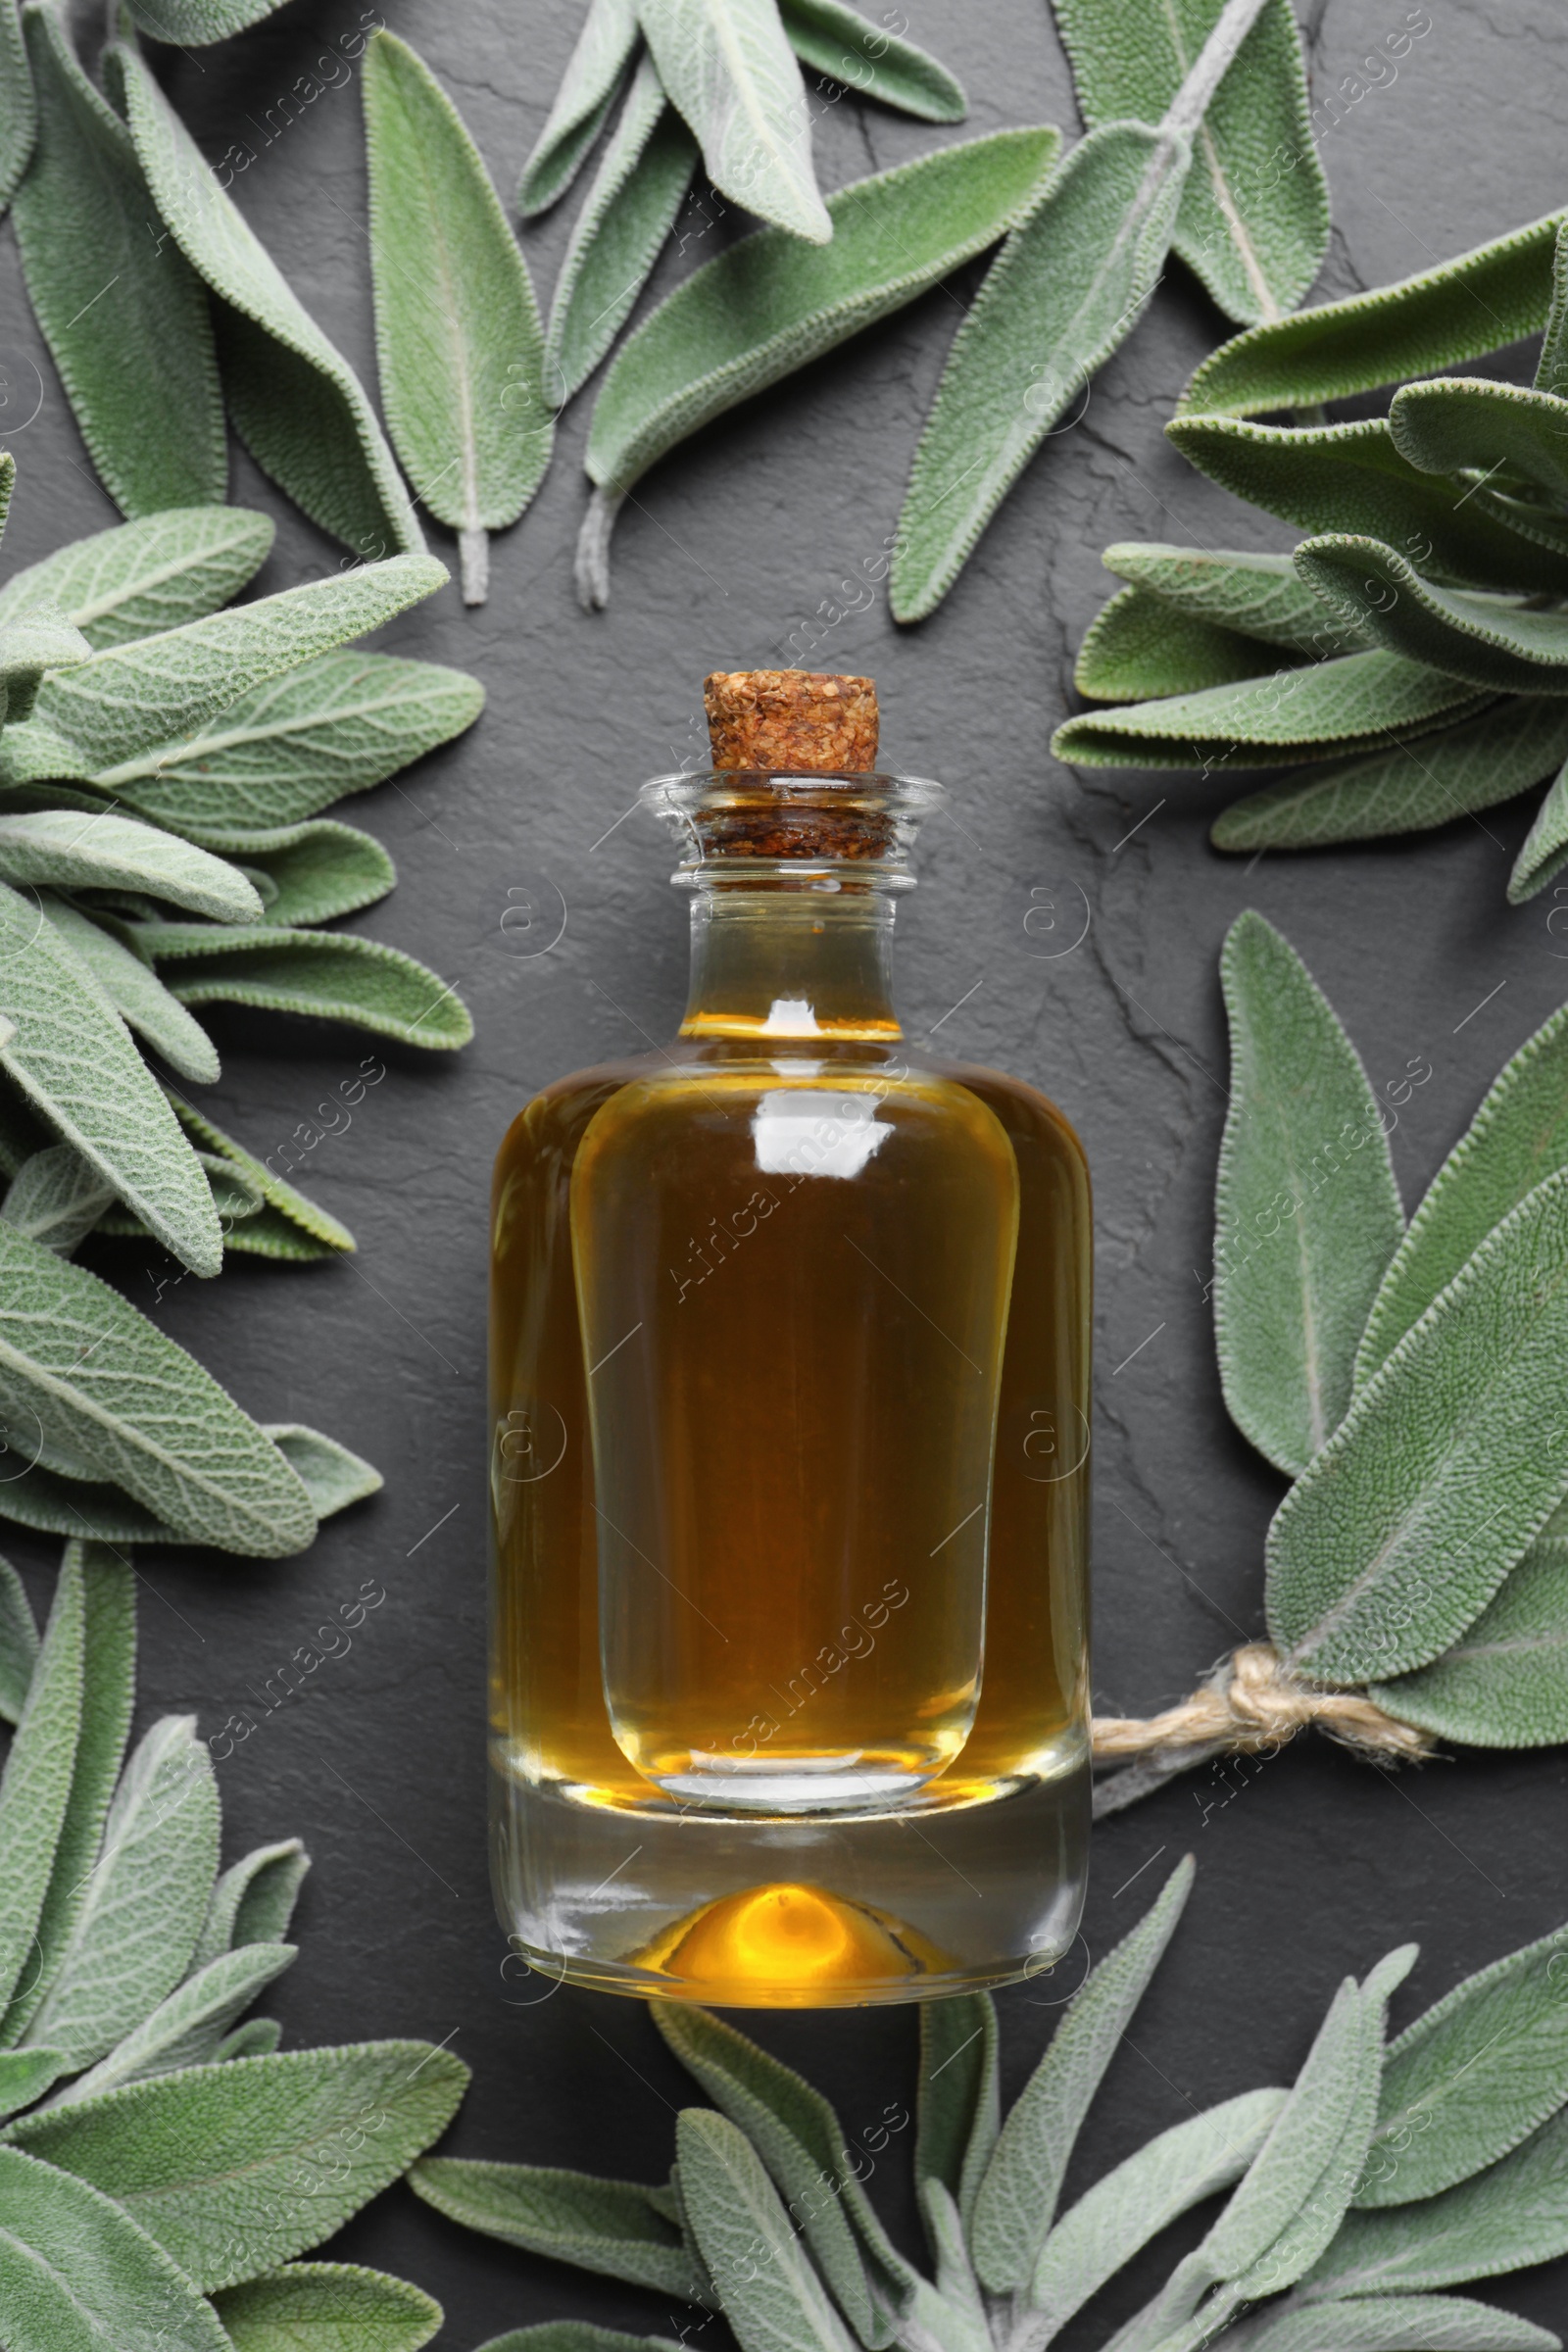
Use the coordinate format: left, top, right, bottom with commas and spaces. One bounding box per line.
7, 0, 1567, 2341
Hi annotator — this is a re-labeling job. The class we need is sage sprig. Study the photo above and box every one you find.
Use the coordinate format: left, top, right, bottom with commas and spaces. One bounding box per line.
0, 1545, 463, 2352
413, 1857, 1568, 2352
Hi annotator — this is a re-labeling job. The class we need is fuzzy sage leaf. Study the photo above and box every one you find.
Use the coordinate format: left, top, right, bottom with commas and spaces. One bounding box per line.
212, 2265, 442, 2352
139, 923, 472, 1052
778, 0, 965, 122
637, 0, 830, 246
409, 2160, 710, 2303
0, 2142, 231, 2352
1369, 1541, 1568, 1749
518, 0, 640, 217
0, 509, 273, 652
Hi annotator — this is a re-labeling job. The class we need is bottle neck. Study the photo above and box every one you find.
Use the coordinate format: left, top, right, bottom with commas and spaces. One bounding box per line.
680, 888, 901, 1041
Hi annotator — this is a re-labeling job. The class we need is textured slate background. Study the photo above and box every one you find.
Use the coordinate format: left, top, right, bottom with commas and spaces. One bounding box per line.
10, 0, 1568, 2341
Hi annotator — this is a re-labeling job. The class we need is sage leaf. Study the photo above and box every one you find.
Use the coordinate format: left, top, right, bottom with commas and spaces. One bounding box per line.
365, 31, 554, 605
1212, 698, 1568, 855
0, 1464, 187, 1548
1102, 542, 1367, 655
1215, 911, 1403, 1477
23, 1715, 219, 2071
111, 40, 419, 561
1179, 208, 1562, 418
37, 895, 219, 1086
892, 121, 1190, 623
0, 1226, 318, 1554
0, 2141, 230, 2352
1509, 755, 1568, 901
916, 1992, 998, 2243
578, 126, 1060, 603
263, 1427, 380, 1521
1265, 1171, 1568, 1685
162, 1094, 354, 1258
7, 2039, 469, 2291
212, 2019, 281, 2061
1356, 1004, 1568, 1389
9, 554, 448, 796
1075, 586, 1286, 701
1355, 1918, 1568, 2208
213, 2263, 443, 2352
0, 1552, 82, 2022
0, 810, 260, 923
778, 0, 965, 122
518, 0, 640, 216
1, 1550, 133, 2048
0, 608, 91, 725
546, 55, 698, 406
1052, 0, 1326, 325
1391, 377, 1568, 506
12, 5, 224, 516
1298, 2107, 1568, 2299
1296, 533, 1568, 693
0, 0, 33, 216
140, 923, 473, 1051
193, 1839, 308, 1970
971, 1857, 1194, 2292
122, 0, 288, 37
1028, 2088, 1287, 2337
637, 0, 830, 245
469, 2331, 675, 2352
913, 2182, 986, 2344
0, 1554, 37, 1725
55, 1940, 296, 2104
1165, 416, 1568, 595
0, 508, 273, 651
409, 2158, 710, 2302
0, 2046, 67, 2116
1228, 2292, 1558, 2350
221, 822, 396, 927
676, 2106, 861, 2352
1053, 651, 1489, 769
1, 1146, 115, 1257
1370, 1540, 1568, 1749
99, 649, 483, 835
0, 880, 220, 1272
655, 1999, 912, 2340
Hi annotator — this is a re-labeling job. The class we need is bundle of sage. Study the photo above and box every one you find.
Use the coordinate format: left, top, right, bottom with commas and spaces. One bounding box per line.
1094, 913, 1568, 1811
0, 1544, 467, 2352
414, 1856, 1567, 2352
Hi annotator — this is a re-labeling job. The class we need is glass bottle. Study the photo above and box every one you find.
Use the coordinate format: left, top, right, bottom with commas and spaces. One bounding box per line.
490, 671, 1091, 2006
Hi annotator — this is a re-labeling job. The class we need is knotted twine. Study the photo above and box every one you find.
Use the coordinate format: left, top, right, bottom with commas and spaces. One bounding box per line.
1090, 1642, 1434, 1815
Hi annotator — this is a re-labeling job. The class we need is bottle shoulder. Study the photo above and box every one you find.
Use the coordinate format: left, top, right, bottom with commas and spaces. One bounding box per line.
923, 1056, 1090, 1171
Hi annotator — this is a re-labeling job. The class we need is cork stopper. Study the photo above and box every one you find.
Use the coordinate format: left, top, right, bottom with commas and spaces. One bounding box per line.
705, 670, 878, 773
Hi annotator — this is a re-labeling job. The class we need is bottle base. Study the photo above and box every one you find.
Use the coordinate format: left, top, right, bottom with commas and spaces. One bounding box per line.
490, 1730, 1091, 2008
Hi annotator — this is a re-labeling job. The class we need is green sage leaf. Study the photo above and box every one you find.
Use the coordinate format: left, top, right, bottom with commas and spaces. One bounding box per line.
578, 125, 1059, 603
916, 1993, 998, 2243
365, 30, 554, 605
675, 2106, 860, 2352
0, 0, 34, 216
1227, 2292, 1558, 2350
1509, 755, 1568, 901
637, 0, 830, 245
122, 0, 288, 37
1074, 585, 1287, 701
0, 605, 91, 724
1179, 209, 1562, 418
264, 1428, 380, 1522
1165, 416, 1568, 594
140, 923, 473, 1051
0, 810, 260, 923
58, 1940, 296, 2104
1215, 911, 1403, 1477
12, 5, 224, 516
0, 880, 220, 1272
892, 120, 1189, 623
162, 1094, 354, 1258
1296, 533, 1568, 693
7, 2039, 469, 2290
222, 822, 396, 927
37, 896, 219, 1086
213, 2263, 444, 2352
1051, 0, 1326, 325
111, 40, 419, 560
1053, 651, 1489, 768
1370, 1540, 1568, 1749
194, 1842, 308, 1974
518, 0, 640, 216
0, 508, 273, 651
0, 1552, 82, 2022
212, 2018, 281, 2062
0, 1465, 186, 1548
1, 1550, 133, 2049
780, 0, 965, 121
409, 2158, 709, 2302
971, 1856, 1194, 2292
546, 55, 698, 405
23, 1714, 219, 2071
1102, 542, 1367, 655
1, 1146, 114, 1256
1266, 1170, 1568, 1685
0, 2141, 230, 2352
1355, 1917, 1568, 2208
1356, 1004, 1568, 1389
1027, 2087, 1287, 2337
1391, 376, 1568, 507
0, 2046, 67, 2116
1212, 698, 1568, 854
0, 1554, 37, 1725
0, 1226, 317, 1554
